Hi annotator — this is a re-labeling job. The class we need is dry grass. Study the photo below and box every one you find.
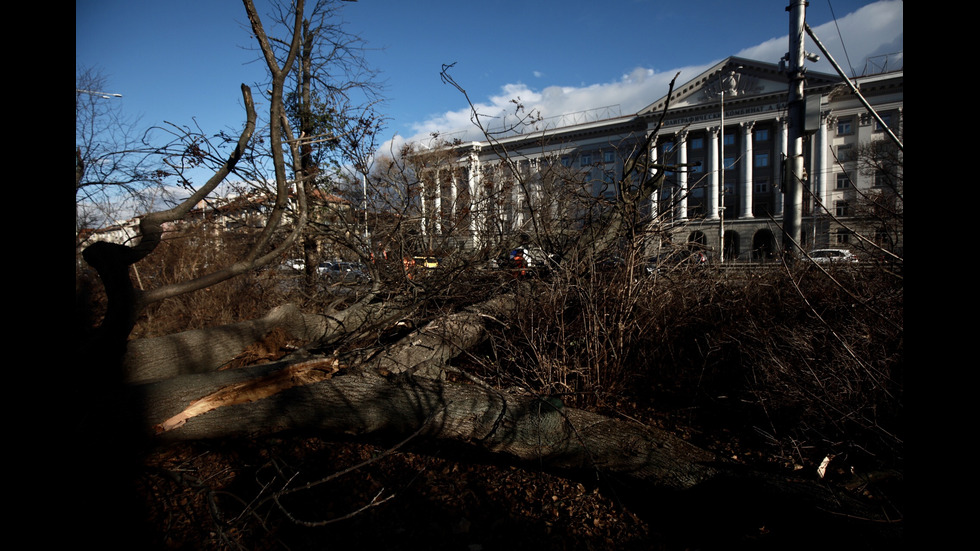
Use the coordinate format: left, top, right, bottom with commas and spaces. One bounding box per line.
481, 258, 903, 471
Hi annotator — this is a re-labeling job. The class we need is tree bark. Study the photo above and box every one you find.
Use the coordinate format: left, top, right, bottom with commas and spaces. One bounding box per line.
123, 297, 417, 382
131, 290, 718, 490
140, 361, 720, 492
365, 294, 516, 377
136, 358, 888, 534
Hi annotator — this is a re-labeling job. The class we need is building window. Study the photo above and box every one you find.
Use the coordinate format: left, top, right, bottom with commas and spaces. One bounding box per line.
754, 129, 769, 141
603, 150, 615, 164
689, 162, 703, 173
723, 134, 735, 146
600, 174, 617, 199
755, 180, 770, 194
580, 153, 592, 167
561, 156, 571, 167
874, 229, 893, 248
690, 137, 704, 149
876, 112, 894, 132
867, 191, 897, 217
836, 230, 851, 244
836, 172, 851, 189
724, 156, 736, 170
873, 170, 889, 188
836, 144, 855, 162
755, 152, 769, 168
837, 117, 854, 135
661, 142, 674, 155
835, 200, 850, 217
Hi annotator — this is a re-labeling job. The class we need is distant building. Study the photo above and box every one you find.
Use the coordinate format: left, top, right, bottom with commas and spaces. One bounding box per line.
76, 218, 142, 249
417, 56, 903, 259
77, 188, 353, 255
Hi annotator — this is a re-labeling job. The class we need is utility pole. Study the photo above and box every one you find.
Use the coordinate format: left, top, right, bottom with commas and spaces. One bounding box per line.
719, 76, 726, 264
782, 0, 807, 256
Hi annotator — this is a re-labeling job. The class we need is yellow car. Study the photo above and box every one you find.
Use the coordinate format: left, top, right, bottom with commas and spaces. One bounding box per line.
412, 256, 440, 269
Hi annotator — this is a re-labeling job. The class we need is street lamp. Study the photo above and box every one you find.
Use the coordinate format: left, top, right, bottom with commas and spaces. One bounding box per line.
717, 66, 741, 263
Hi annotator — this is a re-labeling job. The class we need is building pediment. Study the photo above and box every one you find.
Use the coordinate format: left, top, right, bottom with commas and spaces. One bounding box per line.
639, 57, 841, 115
674, 70, 781, 107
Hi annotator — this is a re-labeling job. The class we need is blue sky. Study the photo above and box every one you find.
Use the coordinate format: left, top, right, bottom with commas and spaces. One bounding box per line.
77, 0, 902, 157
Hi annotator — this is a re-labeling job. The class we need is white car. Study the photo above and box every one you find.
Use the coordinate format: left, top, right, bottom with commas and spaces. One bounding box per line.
809, 249, 858, 264
280, 258, 306, 271
510, 247, 560, 269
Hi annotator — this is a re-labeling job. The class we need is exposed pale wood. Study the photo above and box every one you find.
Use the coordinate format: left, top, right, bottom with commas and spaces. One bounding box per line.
153, 357, 339, 434
139, 362, 720, 492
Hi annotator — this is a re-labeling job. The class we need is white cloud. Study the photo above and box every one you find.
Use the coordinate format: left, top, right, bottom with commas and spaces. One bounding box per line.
388, 0, 901, 151
736, 1, 903, 77
393, 64, 709, 149
805, 1, 903, 76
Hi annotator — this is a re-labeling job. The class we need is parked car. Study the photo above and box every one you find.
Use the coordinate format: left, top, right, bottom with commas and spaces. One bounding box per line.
485, 246, 561, 276
318, 261, 372, 284
645, 247, 708, 275
280, 258, 306, 272
402, 256, 441, 280
509, 246, 561, 272
412, 256, 441, 269
809, 249, 858, 264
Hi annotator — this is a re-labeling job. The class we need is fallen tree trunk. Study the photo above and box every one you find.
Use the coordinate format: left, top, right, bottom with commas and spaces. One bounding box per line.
135, 358, 890, 536
133, 292, 718, 489
366, 294, 517, 377
123, 297, 416, 383
122, 291, 892, 535
140, 361, 720, 491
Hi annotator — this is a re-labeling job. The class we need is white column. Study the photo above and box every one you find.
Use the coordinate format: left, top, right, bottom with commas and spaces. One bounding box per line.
434, 169, 442, 234
511, 166, 523, 229
707, 126, 720, 219
816, 113, 830, 214
649, 136, 659, 217
531, 158, 539, 203
450, 168, 458, 221
420, 170, 427, 236
774, 117, 787, 217
740, 121, 755, 219
676, 130, 688, 220
529, 158, 540, 222
897, 107, 903, 140
487, 163, 499, 236
467, 151, 481, 249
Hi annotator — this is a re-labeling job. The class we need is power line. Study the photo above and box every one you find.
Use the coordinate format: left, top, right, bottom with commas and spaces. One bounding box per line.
825, 0, 857, 78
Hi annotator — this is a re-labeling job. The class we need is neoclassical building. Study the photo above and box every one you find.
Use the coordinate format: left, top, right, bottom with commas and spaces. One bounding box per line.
416, 56, 903, 260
